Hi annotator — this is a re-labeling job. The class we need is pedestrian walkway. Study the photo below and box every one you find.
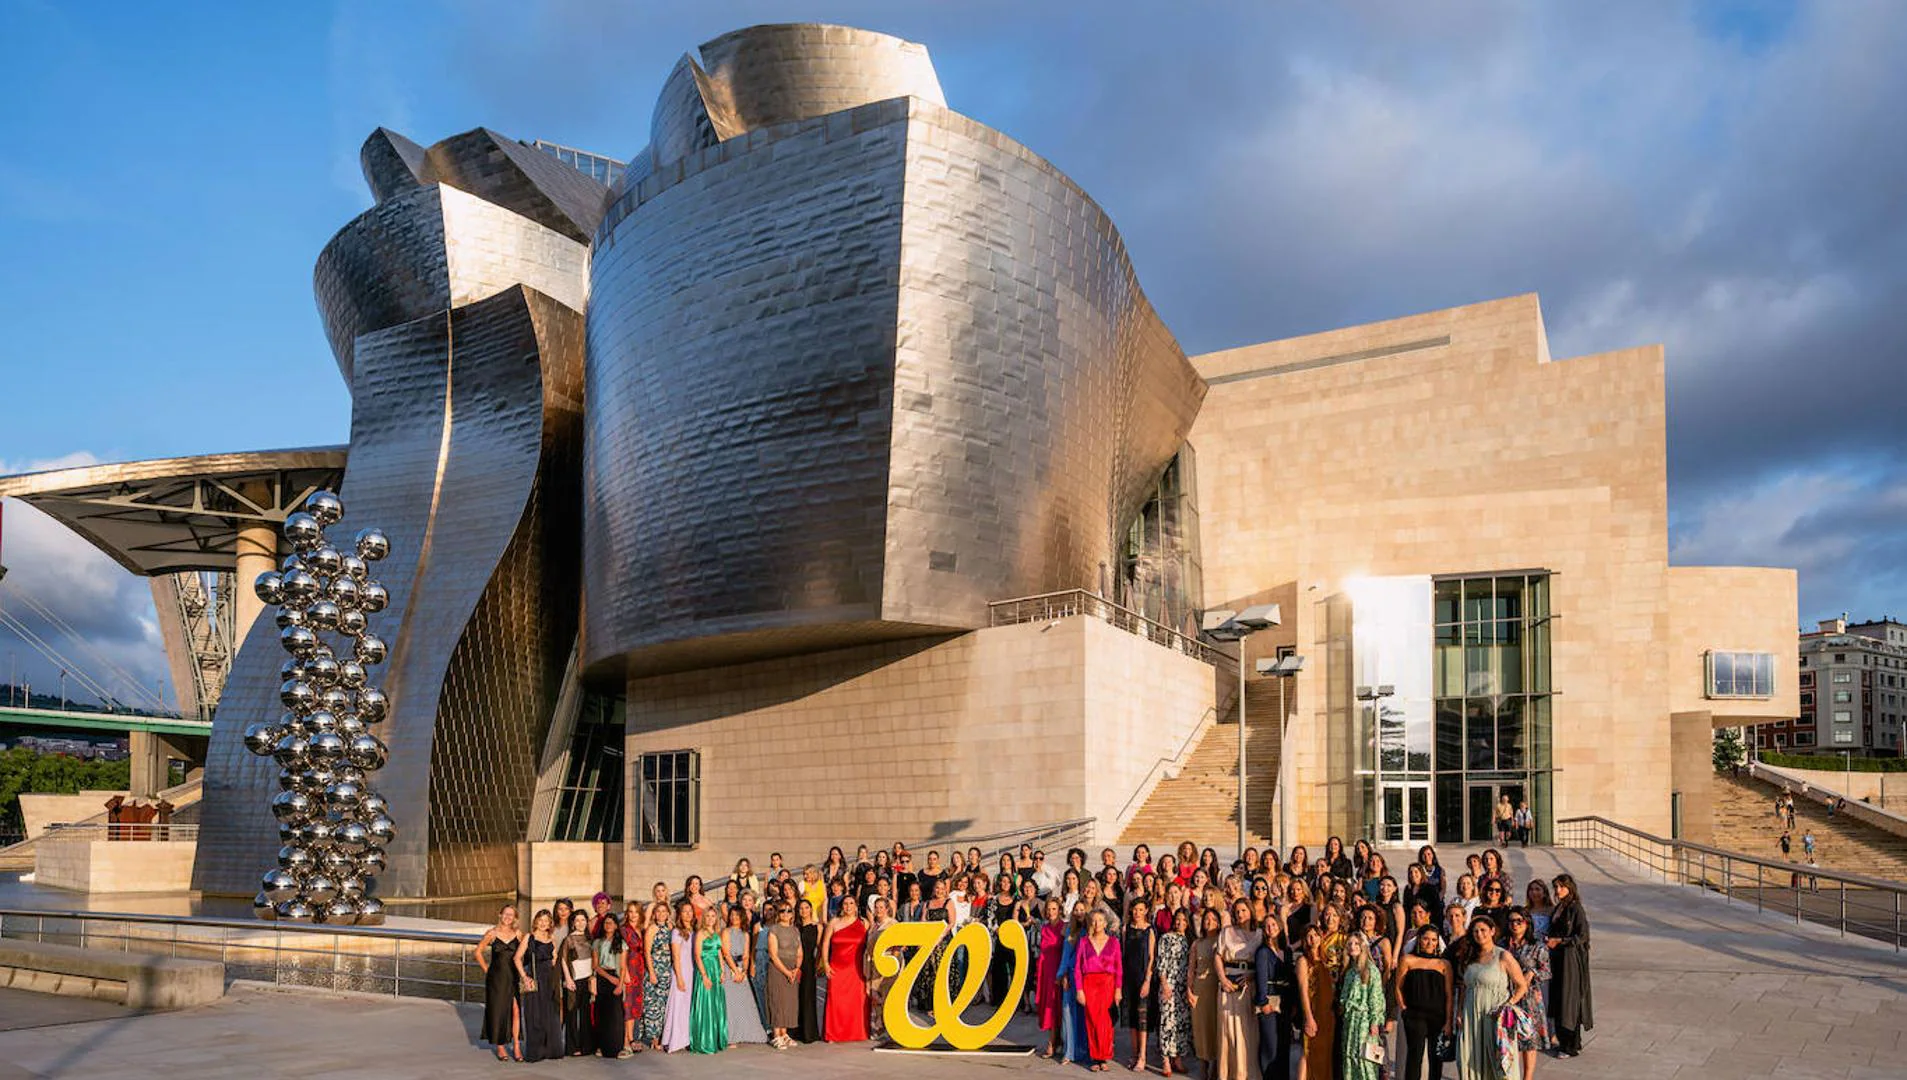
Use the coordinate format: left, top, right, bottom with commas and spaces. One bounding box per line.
0, 846, 1901, 1079
1712, 772, 1907, 880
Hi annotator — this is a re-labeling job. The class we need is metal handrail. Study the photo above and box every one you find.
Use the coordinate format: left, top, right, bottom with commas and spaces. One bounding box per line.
1555, 814, 1906, 950
40, 823, 200, 842
1116, 707, 1220, 824
1749, 760, 1907, 833
987, 590, 1227, 666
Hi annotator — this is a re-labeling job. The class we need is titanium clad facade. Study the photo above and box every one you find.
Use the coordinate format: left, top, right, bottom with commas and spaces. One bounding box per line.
584, 96, 1203, 678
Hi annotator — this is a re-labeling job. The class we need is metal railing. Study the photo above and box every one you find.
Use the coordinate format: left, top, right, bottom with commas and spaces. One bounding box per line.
0, 908, 485, 1000
39, 823, 200, 843
1556, 815, 1907, 950
988, 590, 1227, 666
1748, 760, 1907, 839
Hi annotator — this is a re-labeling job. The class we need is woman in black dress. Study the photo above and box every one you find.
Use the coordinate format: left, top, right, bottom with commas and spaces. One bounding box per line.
556, 909, 595, 1056
474, 904, 522, 1061
1546, 874, 1594, 1057
796, 898, 823, 1043
591, 912, 627, 1057
514, 909, 564, 1062
1122, 898, 1158, 1069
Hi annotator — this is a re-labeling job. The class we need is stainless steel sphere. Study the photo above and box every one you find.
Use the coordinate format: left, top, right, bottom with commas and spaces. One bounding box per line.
337, 609, 368, 638
303, 709, 338, 733
366, 815, 396, 845
270, 733, 310, 769
333, 765, 366, 786
277, 844, 315, 873
324, 780, 362, 811
279, 625, 320, 659
306, 489, 345, 526
254, 570, 286, 605
283, 511, 324, 552
344, 734, 387, 771
253, 892, 278, 920
355, 687, 388, 721
354, 896, 385, 925
318, 687, 352, 715
307, 545, 344, 578
277, 821, 299, 843
337, 714, 366, 738
304, 655, 341, 689
306, 600, 341, 632
297, 819, 336, 847
280, 568, 321, 606
279, 553, 303, 573
261, 868, 300, 903
277, 679, 316, 712
358, 847, 387, 876
283, 899, 316, 923
303, 874, 338, 905
276, 769, 300, 792
326, 575, 361, 610
340, 553, 369, 582
308, 730, 346, 764
352, 633, 387, 666
270, 789, 314, 823
320, 848, 356, 875
279, 658, 307, 682
359, 793, 389, 819
336, 875, 366, 899
324, 898, 359, 925
296, 765, 334, 794
243, 722, 282, 757
359, 582, 389, 614
354, 528, 390, 562
274, 607, 309, 631
335, 821, 371, 855
336, 660, 367, 689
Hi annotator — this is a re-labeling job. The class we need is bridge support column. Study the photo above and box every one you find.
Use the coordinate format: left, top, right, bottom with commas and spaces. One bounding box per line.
129, 730, 206, 798
232, 521, 278, 646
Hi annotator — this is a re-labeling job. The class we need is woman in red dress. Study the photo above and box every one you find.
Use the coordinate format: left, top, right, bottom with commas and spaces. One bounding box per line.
1036, 897, 1067, 1056
821, 894, 869, 1041
1073, 908, 1123, 1072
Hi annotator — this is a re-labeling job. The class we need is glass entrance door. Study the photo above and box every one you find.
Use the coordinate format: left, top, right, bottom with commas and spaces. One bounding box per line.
1467, 782, 1526, 843
1379, 782, 1432, 844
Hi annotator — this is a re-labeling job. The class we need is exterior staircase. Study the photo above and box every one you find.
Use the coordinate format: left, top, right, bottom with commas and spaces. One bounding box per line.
1711, 771, 1907, 882
1120, 679, 1285, 849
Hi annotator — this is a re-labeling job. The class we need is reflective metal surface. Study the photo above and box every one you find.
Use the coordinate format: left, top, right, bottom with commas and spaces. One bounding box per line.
586, 92, 1203, 678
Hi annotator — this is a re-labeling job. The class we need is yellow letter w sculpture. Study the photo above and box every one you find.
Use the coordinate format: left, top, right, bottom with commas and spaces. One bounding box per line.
870, 920, 1030, 1050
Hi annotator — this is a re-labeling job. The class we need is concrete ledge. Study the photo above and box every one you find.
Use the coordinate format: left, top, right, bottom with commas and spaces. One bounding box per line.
0, 939, 223, 1010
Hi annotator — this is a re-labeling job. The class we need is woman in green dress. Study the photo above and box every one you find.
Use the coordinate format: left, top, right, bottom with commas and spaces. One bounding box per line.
689, 907, 731, 1053
1453, 917, 1529, 1080
1335, 933, 1390, 1080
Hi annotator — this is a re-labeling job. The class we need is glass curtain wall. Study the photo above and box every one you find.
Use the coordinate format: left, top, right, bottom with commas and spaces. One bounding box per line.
1118, 447, 1203, 636
1432, 573, 1554, 843
548, 691, 625, 842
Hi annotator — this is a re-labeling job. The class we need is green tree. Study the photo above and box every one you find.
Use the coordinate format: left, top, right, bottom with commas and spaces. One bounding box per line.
1713, 727, 1747, 773
0, 747, 131, 835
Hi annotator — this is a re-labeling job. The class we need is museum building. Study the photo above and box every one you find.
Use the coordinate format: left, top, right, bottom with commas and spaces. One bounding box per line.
0, 24, 1797, 903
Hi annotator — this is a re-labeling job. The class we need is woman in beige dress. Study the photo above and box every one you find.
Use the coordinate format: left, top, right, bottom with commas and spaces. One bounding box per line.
863, 896, 897, 1043
1190, 907, 1222, 1077
1214, 898, 1263, 1080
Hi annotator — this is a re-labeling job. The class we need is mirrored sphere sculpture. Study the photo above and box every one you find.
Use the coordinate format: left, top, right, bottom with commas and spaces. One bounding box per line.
243, 490, 394, 924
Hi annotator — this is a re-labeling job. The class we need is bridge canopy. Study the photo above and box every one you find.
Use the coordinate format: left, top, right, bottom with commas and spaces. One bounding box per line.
0, 448, 347, 576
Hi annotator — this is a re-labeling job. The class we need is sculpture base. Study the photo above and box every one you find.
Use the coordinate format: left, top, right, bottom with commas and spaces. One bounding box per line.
871, 1042, 1036, 1055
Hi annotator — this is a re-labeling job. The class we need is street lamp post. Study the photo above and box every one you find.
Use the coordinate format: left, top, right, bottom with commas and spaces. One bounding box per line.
1257, 653, 1306, 851
1203, 604, 1282, 855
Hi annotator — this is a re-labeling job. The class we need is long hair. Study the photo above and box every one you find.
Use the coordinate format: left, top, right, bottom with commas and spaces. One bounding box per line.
1343, 931, 1376, 983
1552, 873, 1584, 909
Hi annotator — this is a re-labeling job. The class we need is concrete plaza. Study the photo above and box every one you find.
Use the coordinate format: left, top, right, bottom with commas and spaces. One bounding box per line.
0, 845, 1903, 1079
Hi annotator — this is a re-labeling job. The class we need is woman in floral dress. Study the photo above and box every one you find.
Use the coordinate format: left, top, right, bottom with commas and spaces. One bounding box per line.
640, 900, 673, 1048
1506, 906, 1552, 1070
1155, 909, 1194, 1076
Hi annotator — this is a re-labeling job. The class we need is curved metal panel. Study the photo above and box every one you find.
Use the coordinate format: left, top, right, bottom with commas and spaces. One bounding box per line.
422, 128, 609, 245
360, 128, 429, 204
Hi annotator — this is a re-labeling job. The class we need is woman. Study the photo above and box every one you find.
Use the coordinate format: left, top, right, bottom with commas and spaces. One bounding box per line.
1406, 864, 1440, 923
1191, 907, 1222, 1076
822, 894, 870, 1041
717, 878, 743, 922
1323, 837, 1353, 881
1351, 839, 1375, 883
826, 877, 849, 920
722, 905, 767, 1044
514, 909, 564, 1062
1545, 875, 1592, 1058
1454, 918, 1529, 1080
1214, 898, 1262, 1080
1454, 874, 1480, 920
1199, 847, 1222, 885
1317, 903, 1348, 975
1294, 923, 1336, 1080
1416, 846, 1446, 901
1363, 853, 1392, 900
1337, 933, 1390, 1080
1038, 897, 1069, 1057
1479, 849, 1511, 898
1156, 908, 1193, 1076
1524, 880, 1555, 940
1354, 904, 1396, 981
734, 856, 761, 898
763, 901, 803, 1049
1473, 880, 1512, 942
752, 900, 775, 1016
1394, 925, 1453, 1080
824, 845, 848, 884
1374, 877, 1407, 958
1074, 908, 1124, 1072
1506, 908, 1551, 1073
865, 896, 898, 1042
900, 879, 927, 922
618, 903, 648, 1052
641, 901, 672, 1050
1099, 865, 1126, 917
558, 909, 596, 1056
1157, 854, 1180, 892
1175, 841, 1199, 886
689, 907, 730, 1053
591, 912, 627, 1058
1128, 844, 1156, 891
1123, 897, 1159, 1070
1060, 868, 1085, 921
795, 898, 823, 1043
663, 902, 696, 1053
1282, 879, 1316, 945
684, 874, 710, 915
1285, 845, 1310, 881
474, 904, 522, 1062
986, 874, 1016, 1006
1255, 913, 1290, 1080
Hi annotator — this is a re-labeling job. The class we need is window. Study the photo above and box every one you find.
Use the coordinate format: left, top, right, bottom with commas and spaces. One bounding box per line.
1835, 672, 1853, 684
1833, 728, 1855, 745
548, 693, 625, 842
636, 750, 701, 849
1835, 690, 1853, 704
1706, 651, 1776, 699
1800, 692, 1814, 707
1833, 710, 1853, 724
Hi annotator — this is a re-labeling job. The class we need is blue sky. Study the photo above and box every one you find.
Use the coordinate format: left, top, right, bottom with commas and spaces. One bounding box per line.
1, 1, 1903, 704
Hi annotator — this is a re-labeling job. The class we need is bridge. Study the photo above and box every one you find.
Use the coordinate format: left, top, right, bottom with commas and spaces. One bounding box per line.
0, 705, 211, 740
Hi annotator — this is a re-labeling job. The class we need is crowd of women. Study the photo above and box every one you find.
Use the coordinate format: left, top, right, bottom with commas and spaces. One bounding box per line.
473, 839, 1593, 1080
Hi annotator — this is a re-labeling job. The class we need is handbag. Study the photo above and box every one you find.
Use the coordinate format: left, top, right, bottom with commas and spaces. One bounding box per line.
1434, 1031, 1457, 1062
